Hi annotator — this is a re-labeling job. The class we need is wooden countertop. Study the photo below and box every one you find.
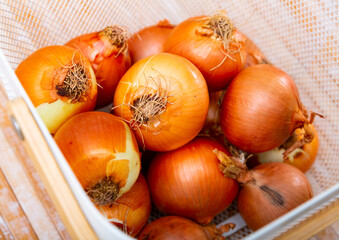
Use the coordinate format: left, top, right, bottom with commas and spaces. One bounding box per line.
0, 80, 337, 240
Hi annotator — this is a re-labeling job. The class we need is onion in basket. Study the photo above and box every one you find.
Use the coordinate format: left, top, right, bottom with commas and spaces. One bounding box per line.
128, 19, 174, 64
138, 216, 235, 240
112, 53, 209, 152
147, 137, 239, 225
54, 111, 140, 205
96, 174, 151, 237
164, 12, 246, 91
220, 64, 318, 154
66, 26, 131, 108
214, 150, 313, 230
15, 45, 97, 134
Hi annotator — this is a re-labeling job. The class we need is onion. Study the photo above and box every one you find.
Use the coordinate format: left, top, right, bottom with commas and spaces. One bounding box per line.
138, 216, 235, 240
147, 137, 239, 225
128, 19, 174, 64
113, 53, 209, 152
215, 150, 313, 230
15, 45, 97, 134
247, 124, 319, 172
54, 111, 140, 204
164, 13, 246, 91
96, 174, 151, 237
220, 64, 315, 153
66, 26, 131, 108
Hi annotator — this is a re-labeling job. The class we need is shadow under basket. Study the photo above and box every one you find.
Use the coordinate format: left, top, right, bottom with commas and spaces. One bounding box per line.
0, 0, 338, 239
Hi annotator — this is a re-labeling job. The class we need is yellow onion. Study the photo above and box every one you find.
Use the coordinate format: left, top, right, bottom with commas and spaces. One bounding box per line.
66, 26, 131, 108
15, 45, 97, 134
54, 111, 140, 204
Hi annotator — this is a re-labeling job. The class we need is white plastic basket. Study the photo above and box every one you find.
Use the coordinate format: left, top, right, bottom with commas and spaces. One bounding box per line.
0, 0, 338, 239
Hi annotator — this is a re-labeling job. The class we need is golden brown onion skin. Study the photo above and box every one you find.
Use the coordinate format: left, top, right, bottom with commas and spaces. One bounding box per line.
96, 174, 151, 237
147, 137, 239, 225
138, 216, 218, 240
220, 64, 307, 153
128, 20, 174, 64
164, 16, 246, 92
237, 162, 313, 230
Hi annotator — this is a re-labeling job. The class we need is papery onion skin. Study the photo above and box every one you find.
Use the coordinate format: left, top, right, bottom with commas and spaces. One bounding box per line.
164, 15, 246, 91
113, 53, 209, 152
15, 45, 97, 134
237, 162, 313, 230
147, 137, 239, 225
138, 216, 231, 240
66, 26, 131, 108
96, 174, 151, 237
220, 64, 308, 153
128, 19, 174, 64
54, 111, 140, 204
247, 125, 319, 172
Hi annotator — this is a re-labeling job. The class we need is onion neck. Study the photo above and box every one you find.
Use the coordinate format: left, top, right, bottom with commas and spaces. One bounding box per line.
85, 177, 120, 205
213, 149, 253, 184
202, 223, 236, 240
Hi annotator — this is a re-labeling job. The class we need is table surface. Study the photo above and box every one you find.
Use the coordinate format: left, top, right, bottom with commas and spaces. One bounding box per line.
0, 81, 337, 240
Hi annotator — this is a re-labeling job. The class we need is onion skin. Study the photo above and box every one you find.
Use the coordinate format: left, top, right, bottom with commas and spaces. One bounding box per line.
147, 137, 239, 225
54, 111, 140, 204
164, 15, 246, 91
113, 53, 209, 152
237, 162, 313, 230
220, 64, 308, 153
138, 216, 233, 240
15, 45, 97, 134
96, 174, 151, 237
128, 20, 174, 64
66, 26, 131, 108
247, 125, 319, 172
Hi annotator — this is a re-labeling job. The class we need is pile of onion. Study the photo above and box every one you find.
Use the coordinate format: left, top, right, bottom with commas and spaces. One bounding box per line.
220, 64, 316, 154
214, 150, 313, 230
66, 26, 131, 108
97, 174, 151, 237
247, 124, 319, 173
147, 137, 239, 225
138, 216, 235, 240
128, 19, 174, 64
164, 13, 246, 91
54, 111, 140, 205
112, 53, 209, 152
15, 45, 97, 134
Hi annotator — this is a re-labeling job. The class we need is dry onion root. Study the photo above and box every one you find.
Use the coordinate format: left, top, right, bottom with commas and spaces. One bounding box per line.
15, 45, 97, 134
164, 12, 246, 91
138, 216, 236, 240
54, 111, 141, 205
66, 26, 131, 108
96, 174, 151, 237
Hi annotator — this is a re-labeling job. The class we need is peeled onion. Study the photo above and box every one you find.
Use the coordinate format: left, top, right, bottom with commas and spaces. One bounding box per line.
15, 45, 97, 134
96, 174, 151, 237
54, 111, 140, 205
147, 137, 239, 225
220, 64, 313, 153
128, 19, 174, 64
